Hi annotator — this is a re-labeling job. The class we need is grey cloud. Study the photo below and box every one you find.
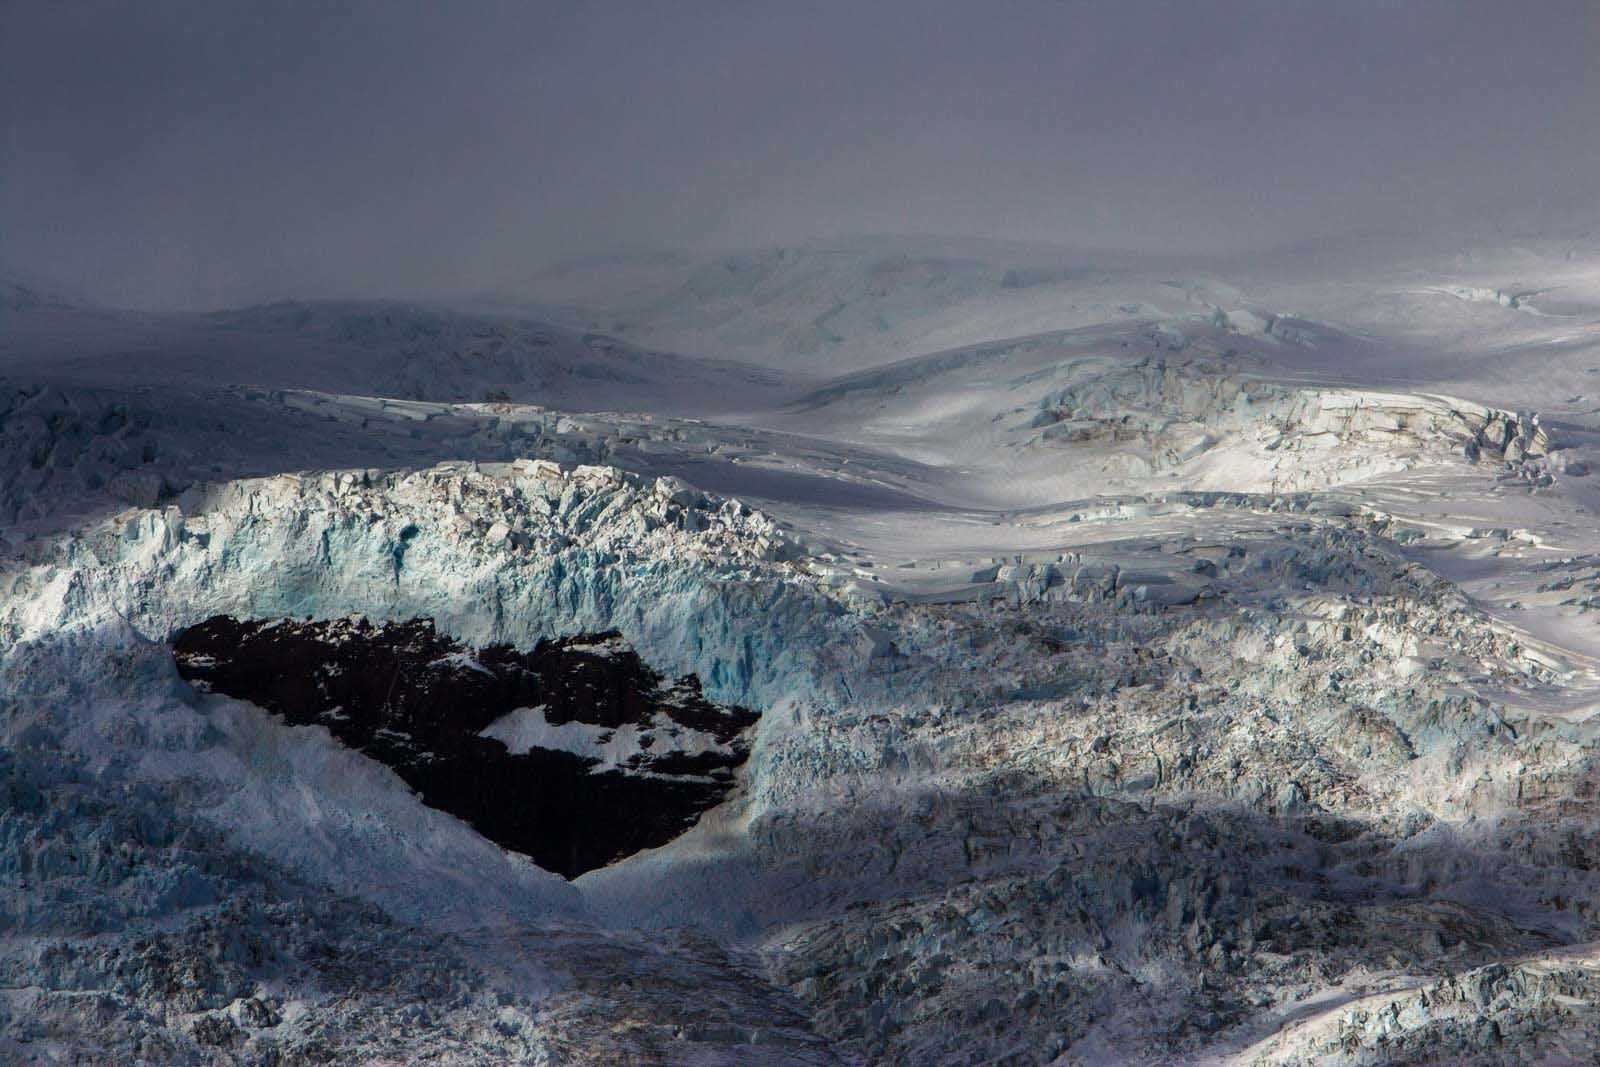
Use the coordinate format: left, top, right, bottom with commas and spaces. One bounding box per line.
4, 0, 1597, 308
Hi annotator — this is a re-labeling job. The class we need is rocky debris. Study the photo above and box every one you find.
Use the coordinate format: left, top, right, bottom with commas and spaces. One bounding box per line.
173, 617, 760, 878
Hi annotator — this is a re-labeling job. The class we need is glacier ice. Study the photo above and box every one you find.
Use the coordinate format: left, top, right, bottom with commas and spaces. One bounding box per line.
7, 235, 1600, 1061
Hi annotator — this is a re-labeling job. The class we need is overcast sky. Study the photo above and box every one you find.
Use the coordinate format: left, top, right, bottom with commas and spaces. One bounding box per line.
4, 0, 1598, 309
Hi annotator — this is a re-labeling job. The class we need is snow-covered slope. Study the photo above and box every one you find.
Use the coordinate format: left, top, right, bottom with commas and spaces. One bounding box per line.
8, 232, 1600, 1062
491, 236, 1214, 374
1, 293, 795, 411
494, 230, 1600, 384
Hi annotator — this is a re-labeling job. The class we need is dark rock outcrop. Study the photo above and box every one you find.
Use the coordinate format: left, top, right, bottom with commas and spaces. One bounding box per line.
172, 616, 759, 878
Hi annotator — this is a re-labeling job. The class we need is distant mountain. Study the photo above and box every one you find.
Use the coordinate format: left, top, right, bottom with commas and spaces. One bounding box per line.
0, 293, 796, 414
485, 236, 1201, 373
481, 231, 1600, 384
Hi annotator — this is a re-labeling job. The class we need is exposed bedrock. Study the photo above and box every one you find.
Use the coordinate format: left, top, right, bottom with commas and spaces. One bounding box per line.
172, 616, 759, 877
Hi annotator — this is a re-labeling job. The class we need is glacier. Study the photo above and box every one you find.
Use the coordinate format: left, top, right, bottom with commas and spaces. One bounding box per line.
5, 232, 1600, 1062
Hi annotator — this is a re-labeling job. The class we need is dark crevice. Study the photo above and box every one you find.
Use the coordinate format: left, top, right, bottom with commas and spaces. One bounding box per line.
172, 616, 760, 878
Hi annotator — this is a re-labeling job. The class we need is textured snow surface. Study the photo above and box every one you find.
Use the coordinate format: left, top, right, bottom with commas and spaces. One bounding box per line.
7, 234, 1600, 1062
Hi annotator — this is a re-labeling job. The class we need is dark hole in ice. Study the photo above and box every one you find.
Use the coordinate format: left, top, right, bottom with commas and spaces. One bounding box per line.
171, 615, 759, 878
